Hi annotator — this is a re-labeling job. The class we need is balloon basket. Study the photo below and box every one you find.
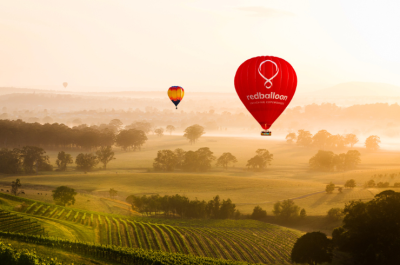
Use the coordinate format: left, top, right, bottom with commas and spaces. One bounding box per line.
261, 131, 271, 136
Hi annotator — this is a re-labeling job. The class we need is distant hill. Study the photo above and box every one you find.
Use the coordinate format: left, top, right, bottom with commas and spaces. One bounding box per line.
298, 82, 400, 98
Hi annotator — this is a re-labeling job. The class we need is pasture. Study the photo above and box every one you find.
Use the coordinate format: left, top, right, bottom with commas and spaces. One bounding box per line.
1, 134, 399, 216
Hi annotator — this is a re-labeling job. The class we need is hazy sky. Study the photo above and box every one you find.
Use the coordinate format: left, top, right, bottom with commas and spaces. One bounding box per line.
0, 0, 399, 92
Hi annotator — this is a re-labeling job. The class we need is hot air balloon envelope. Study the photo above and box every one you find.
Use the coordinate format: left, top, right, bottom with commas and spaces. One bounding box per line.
63, 82, 68, 88
234, 56, 297, 131
168, 86, 184, 109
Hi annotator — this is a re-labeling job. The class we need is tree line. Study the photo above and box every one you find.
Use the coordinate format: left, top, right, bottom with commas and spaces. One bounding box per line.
290, 190, 400, 265
126, 194, 239, 219
0, 119, 148, 151
0, 146, 115, 174
153, 148, 273, 172
287, 129, 381, 151
309, 150, 361, 171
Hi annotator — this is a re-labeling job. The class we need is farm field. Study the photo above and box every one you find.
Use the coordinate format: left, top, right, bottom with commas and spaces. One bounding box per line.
0, 193, 302, 264
1, 135, 399, 215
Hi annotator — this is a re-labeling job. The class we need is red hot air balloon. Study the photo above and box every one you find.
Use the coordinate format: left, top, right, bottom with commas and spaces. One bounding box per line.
234, 56, 297, 135
168, 86, 184, 109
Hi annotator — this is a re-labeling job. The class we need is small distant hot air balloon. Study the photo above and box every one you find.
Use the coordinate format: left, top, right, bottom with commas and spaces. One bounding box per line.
234, 56, 297, 135
63, 82, 68, 88
168, 86, 184, 109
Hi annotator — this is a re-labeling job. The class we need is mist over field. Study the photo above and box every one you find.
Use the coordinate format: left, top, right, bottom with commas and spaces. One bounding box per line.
2, 1, 400, 264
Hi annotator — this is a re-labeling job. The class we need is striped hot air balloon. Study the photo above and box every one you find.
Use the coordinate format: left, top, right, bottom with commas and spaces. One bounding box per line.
168, 86, 184, 109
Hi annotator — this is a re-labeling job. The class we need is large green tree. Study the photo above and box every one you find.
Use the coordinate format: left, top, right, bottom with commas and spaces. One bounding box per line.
291, 232, 333, 265
56, 151, 73, 171
251, 205, 267, 220
183, 124, 205, 144
333, 190, 400, 264
52, 186, 77, 206
309, 150, 335, 171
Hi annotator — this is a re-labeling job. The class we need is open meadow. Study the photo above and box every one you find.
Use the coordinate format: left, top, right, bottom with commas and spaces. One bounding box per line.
1, 134, 399, 216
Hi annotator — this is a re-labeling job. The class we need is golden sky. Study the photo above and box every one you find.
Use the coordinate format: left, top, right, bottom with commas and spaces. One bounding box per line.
0, 0, 399, 92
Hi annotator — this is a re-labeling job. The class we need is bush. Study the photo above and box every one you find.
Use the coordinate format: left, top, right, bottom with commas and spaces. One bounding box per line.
394, 182, 400, 187
377, 182, 390, 188
325, 182, 335, 194
300, 208, 306, 219
251, 205, 267, 220
344, 179, 356, 188
327, 208, 344, 221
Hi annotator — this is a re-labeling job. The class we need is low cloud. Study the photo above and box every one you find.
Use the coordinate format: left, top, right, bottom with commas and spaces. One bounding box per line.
237, 6, 295, 17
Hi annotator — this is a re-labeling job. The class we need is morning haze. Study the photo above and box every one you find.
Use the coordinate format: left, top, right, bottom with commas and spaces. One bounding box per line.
1, 1, 400, 265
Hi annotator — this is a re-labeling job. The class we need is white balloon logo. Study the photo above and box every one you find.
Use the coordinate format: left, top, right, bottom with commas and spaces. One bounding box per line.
258, 60, 279, 89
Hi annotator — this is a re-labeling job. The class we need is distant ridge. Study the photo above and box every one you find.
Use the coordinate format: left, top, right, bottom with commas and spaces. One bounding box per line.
298, 82, 400, 98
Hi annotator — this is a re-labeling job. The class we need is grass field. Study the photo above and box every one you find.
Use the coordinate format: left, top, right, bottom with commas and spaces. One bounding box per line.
1, 135, 399, 216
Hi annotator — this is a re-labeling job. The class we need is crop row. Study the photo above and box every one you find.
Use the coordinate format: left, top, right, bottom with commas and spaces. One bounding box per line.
13, 199, 299, 264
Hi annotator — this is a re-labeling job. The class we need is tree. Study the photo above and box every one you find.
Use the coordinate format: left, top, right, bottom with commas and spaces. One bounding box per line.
296, 129, 313, 146
219, 198, 236, 219
20, 146, 48, 173
109, 188, 118, 199
174, 148, 186, 169
332, 190, 400, 264
0, 148, 21, 174
153, 150, 177, 171
344, 179, 356, 189
216, 152, 238, 169
75, 153, 99, 171
183, 124, 205, 144
309, 150, 335, 171
291, 232, 333, 265
367, 179, 375, 187
126, 121, 152, 134
194, 147, 216, 171
116, 129, 148, 151
285, 132, 297, 144
344, 150, 361, 169
312, 130, 331, 149
56, 151, 73, 171
328, 134, 346, 149
251, 205, 267, 220
246, 149, 273, 170
11, 179, 21, 196
325, 182, 335, 194
96, 146, 115, 169
52, 186, 77, 206
154, 128, 164, 137
300, 208, 307, 219
327, 208, 344, 221
166, 125, 175, 135
109, 119, 123, 132
365, 135, 380, 151
345, 133, 359, 147
273, 199, 300, 221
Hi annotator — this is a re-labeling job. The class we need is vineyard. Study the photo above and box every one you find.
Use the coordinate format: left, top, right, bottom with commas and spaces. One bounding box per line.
0, 209, 46, 236
0, 192, 302, 264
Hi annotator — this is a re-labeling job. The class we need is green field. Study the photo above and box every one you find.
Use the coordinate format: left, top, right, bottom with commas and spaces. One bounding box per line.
1, 135, 398, 264
1, 135, 398, 216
